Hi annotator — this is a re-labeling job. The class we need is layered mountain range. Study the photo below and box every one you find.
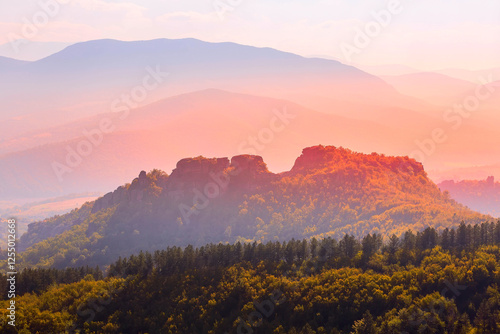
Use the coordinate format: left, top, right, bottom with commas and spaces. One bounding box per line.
2, 38, 499, 200
0, 38, 393, 137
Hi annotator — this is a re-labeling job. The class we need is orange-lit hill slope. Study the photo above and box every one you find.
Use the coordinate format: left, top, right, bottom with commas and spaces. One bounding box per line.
20, 145, 490, 268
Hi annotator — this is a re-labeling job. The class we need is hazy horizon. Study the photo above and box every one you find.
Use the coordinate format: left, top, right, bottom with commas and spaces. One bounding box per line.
1, 0, 499, 70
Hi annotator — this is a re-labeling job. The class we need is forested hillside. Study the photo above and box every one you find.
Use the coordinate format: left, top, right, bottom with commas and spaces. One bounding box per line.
2, 222, 500, 333
17, 146, 489, 269
439, 177, 500, 217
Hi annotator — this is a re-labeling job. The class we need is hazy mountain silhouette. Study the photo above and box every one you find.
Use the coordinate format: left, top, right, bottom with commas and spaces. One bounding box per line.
0, 38, 421, 141
0, 89, 403, 199
0, 55, 29, 69
2, 38, 499, 199
439, 176, 500, 217
381, 72, 476, 105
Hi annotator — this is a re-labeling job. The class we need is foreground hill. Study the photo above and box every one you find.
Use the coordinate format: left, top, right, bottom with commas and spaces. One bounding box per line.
18, 145, 488, 268
4, 223, 500, 333
439, 177, 500, 217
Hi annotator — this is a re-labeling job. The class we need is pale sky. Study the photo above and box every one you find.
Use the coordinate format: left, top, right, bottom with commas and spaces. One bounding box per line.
0, 0, 499, 70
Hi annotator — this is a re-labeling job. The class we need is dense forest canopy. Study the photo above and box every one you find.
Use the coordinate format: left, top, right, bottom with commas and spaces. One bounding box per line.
2, 222, 500, 333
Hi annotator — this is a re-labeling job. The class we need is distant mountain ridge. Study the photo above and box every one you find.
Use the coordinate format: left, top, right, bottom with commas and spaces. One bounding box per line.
0, 38, 393, 136
381, 72, 476, 105
0, 89, 403, 199
2, 38, 499, 203
439, 176, 500, 217
0, 55, 29, 68
19, 145, 489, 268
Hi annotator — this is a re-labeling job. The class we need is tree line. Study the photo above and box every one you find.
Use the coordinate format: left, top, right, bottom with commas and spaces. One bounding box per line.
1, 221, 500, 333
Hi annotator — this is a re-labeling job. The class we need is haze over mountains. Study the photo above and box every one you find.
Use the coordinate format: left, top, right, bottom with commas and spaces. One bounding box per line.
0, 38, 392, 137
0, 40, 71, 61
438, 176, 500, 217
1, 38, 499, 202
0, 89, 403, 199
435, 68, 500, 84
382, 73, 479, 106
